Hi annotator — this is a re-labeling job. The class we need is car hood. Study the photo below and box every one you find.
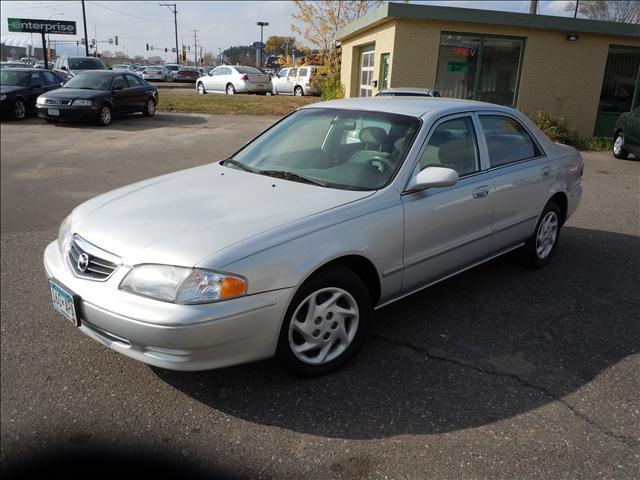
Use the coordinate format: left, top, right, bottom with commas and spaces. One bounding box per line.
44, 88, 108, 99
72, 162, 374, 267
0, 85, 28, 95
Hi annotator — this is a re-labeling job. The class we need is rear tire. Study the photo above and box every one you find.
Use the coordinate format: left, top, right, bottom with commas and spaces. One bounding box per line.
142, 98, 156, 117
521, 200, 562, 269
226, 83, 236, 95
294, 86, 303, 96
276, 267, 372, 376
613, 132, 629, 159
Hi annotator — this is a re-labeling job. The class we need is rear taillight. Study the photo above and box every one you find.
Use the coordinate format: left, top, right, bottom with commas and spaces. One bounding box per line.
143, 70, 148, 74
240, 74, 249, 81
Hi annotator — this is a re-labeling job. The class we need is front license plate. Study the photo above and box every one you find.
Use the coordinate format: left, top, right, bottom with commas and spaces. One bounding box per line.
48, 108, 60, 116
49, 280, 79, 326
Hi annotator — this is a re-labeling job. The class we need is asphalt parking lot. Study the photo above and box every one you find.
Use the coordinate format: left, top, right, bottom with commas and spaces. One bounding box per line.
1, 113, 639, 479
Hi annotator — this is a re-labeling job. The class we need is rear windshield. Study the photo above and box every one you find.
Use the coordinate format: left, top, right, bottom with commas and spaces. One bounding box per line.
234, 66, 261, 74
165, 65, 180, 71
67, 58, 107, 70
147, 66, 162, 71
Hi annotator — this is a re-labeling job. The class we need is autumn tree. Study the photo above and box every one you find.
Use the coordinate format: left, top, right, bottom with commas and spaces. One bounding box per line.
565, 0, 639, 23
264, 35, 297, 57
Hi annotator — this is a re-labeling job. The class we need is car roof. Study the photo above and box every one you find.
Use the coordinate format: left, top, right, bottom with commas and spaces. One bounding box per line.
379, 87, 434, 94
73, 70, 120, 76
301, 97, 516, 118
1, 67, 51, 72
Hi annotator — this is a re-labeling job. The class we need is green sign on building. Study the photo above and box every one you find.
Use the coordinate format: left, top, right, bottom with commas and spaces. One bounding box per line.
448, 61, 468, 73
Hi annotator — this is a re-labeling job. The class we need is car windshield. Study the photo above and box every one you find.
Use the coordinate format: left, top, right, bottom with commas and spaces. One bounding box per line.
67, 58, 107, 70
63, 73, 112, 90
235, 66, 261, 74
228, 108, 420, 191
0, 70, 30, 86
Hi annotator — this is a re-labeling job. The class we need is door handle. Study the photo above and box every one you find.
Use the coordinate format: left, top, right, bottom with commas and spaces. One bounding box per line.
472, 186, 490, 199
540, 166, 552, 177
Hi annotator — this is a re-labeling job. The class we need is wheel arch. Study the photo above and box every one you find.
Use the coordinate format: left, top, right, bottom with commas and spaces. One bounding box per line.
548, 191, 568, 225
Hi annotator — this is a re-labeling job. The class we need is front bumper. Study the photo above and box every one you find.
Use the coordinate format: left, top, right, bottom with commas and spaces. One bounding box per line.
36, 104, 98, 122
43, 240, 294, 371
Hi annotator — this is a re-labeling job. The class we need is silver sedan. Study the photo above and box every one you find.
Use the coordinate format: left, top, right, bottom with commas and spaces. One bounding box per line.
196, 65, 271, 95
44, 98, 583, 375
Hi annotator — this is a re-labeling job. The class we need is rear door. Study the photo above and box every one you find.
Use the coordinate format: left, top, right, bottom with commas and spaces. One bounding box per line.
625, 108, 640, 154
478, 113, 552, 253
111, 74, 133, 113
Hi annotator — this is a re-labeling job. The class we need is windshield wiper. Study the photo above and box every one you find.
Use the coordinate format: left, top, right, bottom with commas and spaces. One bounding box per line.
223, 158, 258, 173
258, 170, 328, 187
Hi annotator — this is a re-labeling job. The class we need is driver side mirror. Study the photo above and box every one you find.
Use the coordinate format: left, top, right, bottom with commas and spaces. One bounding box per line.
407, 166, 458, 191
61, 66, 68, 71
112, 85, 124, 91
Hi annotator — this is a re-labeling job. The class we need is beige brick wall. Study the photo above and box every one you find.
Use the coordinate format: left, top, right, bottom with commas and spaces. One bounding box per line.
340, 21, 397, 98
342, 19, 638, 136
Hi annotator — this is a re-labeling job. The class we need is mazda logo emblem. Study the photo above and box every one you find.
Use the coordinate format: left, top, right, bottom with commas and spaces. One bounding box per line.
77, 253, 90, 273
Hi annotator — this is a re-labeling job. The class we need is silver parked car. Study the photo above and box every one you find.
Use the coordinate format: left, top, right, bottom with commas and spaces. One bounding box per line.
141, 66, 164, 82
196, 65, 271, 95
272, 66, 320, 96
44, 98, 583, 375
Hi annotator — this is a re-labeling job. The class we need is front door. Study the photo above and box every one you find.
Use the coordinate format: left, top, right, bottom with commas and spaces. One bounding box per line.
110, 74, 132, 113
359, 47, 375, 97
125, 74, 147, 110
401, 114, 493, 292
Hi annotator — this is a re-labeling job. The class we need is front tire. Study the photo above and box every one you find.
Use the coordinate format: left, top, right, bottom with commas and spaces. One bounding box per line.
522, 200, 562, 268
97, 104, 112, 126
13, 99, 27, 120
294, 86, 303, 96
142, 98, 156, 117
276, 268, 372, 376
197, 82, 206, 95
613, 132, 629, 159
226, 83, 236, 95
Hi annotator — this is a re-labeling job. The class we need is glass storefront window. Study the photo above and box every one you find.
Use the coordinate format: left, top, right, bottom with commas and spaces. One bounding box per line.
435, 33, 523, 107
598, 45, 640, 113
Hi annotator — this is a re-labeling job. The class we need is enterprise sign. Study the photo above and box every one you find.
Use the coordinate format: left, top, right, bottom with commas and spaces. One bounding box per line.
8, 17, 77, 35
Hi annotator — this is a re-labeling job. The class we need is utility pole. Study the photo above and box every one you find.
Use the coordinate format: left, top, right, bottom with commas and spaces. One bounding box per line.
159, 3, 179, 64
573, 0, 580, 18
192, 29, 199, 66
256, 21, 268, 68
529, 0, 538, 15
81, 0, 89, 56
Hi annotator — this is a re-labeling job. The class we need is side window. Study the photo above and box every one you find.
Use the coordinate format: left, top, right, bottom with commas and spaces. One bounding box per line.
222, 67, 231, 75
41, 71, 58, 85
298, 68, 308, 77
277, 69, 288, 78
30, 72, 43, 85
126, 74, 143, 86
211, 68, 221, 76
480, 115, 541, 168
418, 116, 480, 177
112, 75, 128, 89
288, 68, 298, 78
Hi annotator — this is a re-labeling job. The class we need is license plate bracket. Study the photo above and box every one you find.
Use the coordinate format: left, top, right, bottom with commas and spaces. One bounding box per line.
48, 108, 60, 116
49, 279, 81, 327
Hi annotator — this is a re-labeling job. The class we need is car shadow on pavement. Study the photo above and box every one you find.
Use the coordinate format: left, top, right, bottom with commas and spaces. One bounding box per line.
154, 226, 640, 440
2, 113, 207, 131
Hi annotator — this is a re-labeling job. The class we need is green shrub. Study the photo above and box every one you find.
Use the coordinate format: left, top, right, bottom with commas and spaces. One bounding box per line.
527, 110, 574, 144
526, 110, 612, 151
319, 73, 345, 101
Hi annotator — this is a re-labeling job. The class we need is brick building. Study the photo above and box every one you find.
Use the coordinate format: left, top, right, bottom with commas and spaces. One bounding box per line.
336, 3, 640, 137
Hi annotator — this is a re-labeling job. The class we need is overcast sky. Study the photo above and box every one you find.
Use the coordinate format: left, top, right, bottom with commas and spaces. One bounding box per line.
2, 1, 577, 59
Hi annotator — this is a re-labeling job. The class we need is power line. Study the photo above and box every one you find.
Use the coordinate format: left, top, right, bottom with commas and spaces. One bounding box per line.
89, 1, 171, 22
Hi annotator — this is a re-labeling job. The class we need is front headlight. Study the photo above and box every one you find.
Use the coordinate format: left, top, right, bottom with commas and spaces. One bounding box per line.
0, 94, 6, 101
57, 214, 73, 252
119, 265, 247, 304
36, 96, 46, 105
72, 99, 93, 106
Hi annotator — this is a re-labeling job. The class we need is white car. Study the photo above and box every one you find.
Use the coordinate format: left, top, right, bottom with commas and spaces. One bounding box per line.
272, 66, 320, 96
112, 64, 138, 74
142, 66, 164, 82
196, 65, 271, 95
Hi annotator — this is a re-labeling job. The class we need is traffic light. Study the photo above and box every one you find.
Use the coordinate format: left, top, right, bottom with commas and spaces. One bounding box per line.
146, 43, 149, 51
114, 35, 118, 46
164, 47, 168, 53
187, 45, 190, 51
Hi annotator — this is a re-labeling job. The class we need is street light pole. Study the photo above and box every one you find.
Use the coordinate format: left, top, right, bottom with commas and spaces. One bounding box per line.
81, 0, 89, 56
159, 3, 179, 64
256, 21, 268, 68
47, 13, 64, 62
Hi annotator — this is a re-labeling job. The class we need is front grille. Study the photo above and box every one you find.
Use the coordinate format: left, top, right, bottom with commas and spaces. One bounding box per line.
67, 234, 121, 281
45, 98, 72, 106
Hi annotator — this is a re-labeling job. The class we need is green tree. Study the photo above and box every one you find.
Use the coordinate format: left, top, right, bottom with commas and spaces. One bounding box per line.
565, 1, 639, 23
223, 45, 255, 65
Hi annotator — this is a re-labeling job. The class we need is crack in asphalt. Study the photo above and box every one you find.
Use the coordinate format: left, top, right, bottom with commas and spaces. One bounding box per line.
369, 333, 639, 451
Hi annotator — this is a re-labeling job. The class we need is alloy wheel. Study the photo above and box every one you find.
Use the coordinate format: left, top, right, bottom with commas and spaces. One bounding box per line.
226, 84, 235, 95
14, 100, 26, 120
613, 135, 623, 155
535, 211, 558, 259
288, 287, 359, 365
100, 106, 112, 125
198, 83, 205, 95
146, 99, 155, 115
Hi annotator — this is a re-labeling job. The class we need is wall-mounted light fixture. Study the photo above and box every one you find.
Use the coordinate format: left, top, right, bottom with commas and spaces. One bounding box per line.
566, 34, 579, 41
